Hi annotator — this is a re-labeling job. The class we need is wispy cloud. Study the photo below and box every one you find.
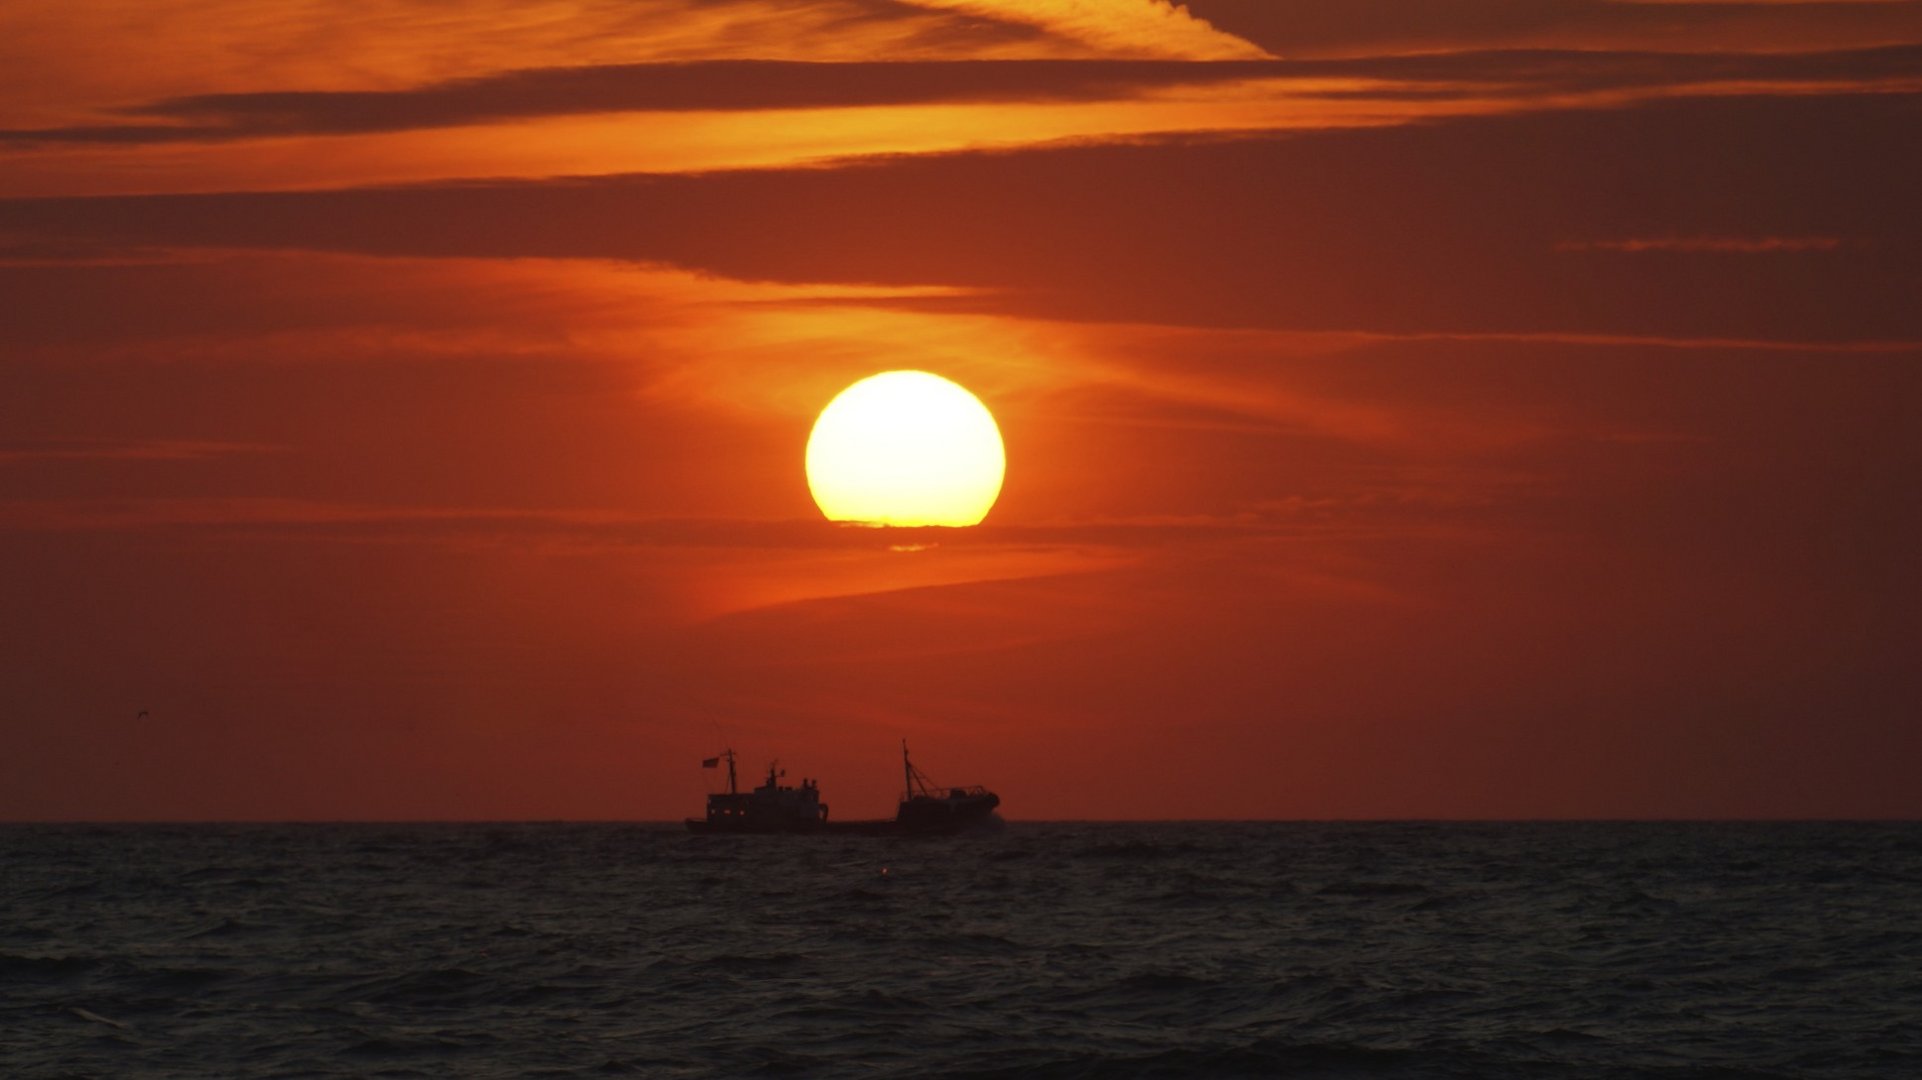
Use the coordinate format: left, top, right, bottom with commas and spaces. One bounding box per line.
6, 91, 1919, 345
0, 496, 1315, 543
1185, 0, 1922, 58
0, 439, 279, 465
0, 60, 1297, 146
1558, 235, 1850, 253
905, 0, 1270, 59
0, 0, 1078, 129
0, 490, 1548, 573
6, 46, 1920, 149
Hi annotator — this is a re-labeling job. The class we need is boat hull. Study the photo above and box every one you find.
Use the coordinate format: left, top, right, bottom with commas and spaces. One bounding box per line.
683, 817, 828, 835
684, 805, 998, 837
896, 791, 1000, 833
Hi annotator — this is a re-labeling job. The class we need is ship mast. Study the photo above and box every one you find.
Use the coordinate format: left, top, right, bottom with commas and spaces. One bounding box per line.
725, 747, 738, 796
901, 739, 937, 800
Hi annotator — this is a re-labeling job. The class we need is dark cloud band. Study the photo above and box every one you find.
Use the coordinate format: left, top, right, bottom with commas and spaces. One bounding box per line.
5, 45, 1922, 146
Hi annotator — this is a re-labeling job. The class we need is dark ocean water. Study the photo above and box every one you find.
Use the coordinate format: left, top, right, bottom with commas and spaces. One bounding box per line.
3, 822, 1919, 1079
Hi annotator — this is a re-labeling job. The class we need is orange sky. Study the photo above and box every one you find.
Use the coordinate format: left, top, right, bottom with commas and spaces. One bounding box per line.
2, 0, 1919, 820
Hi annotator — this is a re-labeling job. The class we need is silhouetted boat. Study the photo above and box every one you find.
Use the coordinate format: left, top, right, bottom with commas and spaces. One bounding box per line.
684, 742, 999, 835
890, 742, 1002, 834
684, 751, 827, 834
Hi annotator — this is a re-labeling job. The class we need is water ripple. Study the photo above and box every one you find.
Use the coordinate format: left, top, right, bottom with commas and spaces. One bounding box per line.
2, 822, 1918, 1078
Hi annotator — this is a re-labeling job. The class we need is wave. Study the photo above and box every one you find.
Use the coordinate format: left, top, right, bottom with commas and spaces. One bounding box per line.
1317, 879, 1426, 897
4, 821, 1916, 1080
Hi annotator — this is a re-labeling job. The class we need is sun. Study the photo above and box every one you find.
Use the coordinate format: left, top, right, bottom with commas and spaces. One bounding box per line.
806, 371, 1006, 526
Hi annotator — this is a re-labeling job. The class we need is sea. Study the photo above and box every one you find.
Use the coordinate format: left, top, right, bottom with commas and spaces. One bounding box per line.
3, 822, 1918, 1079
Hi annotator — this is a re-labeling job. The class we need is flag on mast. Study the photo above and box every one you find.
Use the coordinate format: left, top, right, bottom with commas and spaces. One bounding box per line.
701, 757, 720, 769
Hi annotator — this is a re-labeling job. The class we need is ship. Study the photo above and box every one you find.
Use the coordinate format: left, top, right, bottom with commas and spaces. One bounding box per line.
684, 742, 999, 835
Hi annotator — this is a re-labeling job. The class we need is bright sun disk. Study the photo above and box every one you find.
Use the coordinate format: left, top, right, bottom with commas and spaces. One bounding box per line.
805, 370, 1005, 527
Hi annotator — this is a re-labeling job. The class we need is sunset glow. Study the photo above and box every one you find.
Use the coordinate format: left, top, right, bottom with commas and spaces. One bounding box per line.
1, 0, 1918, 823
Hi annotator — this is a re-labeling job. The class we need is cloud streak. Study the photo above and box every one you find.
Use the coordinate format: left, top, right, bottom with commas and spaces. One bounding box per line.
0, 0, 1084, 129
1187, 0, 1922, 57
4, 45, 1920, 147
6, 92, 1918, 343
0, 60, 1293, 146
1558, 235, 1849, 253
0, 439, 278, 465
906, 0, 1269, 60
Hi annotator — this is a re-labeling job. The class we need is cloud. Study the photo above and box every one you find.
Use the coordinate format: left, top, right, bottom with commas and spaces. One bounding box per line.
0, 60, 1298, 146
0, 439, 277, 465
1558, 235, 1848, 252
1285, 41, 1922, 97
0, 495, 1366, 545
5, 45, 1920, 148
1185, 0, 1922, 58
904, 0, 1270, 59
6, 92, 1917, 343
0, 0, 1075, 129
9, 45, 1921, 198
